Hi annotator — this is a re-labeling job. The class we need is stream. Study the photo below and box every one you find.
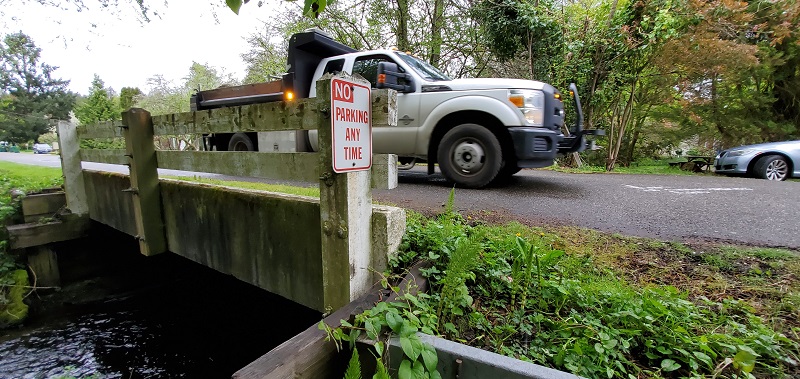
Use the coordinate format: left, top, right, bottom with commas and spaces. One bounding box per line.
0, 224, 321, 379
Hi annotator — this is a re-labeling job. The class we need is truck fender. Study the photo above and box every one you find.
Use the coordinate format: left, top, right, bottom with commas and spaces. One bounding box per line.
415, 95, 524, 156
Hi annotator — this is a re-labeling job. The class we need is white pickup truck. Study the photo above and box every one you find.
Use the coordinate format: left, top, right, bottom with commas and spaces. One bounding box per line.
191, 29, 602, 188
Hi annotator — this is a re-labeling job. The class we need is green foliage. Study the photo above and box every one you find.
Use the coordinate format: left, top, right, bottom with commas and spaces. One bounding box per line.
79, 138, 126, 150
226, 0, 243, 15
0, 269, 29, 328
379, 192, 800, 378
136, 62, 237, 116
0, 161, 63, 329
343, 348, 362, 379
119, 86, 142, 111
74, 75, 120, 125
0, 32, 76, 144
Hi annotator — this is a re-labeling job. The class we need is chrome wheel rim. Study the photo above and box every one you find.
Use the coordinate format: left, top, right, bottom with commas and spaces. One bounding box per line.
451, 139, 485, 174
766, 159, 788, 180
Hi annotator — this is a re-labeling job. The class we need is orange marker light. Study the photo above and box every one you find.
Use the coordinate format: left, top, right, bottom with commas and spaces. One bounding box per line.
378, 73, 386, 84
554, 93, 561, 100
508, 96, 524, 107
285, 91, 295, 101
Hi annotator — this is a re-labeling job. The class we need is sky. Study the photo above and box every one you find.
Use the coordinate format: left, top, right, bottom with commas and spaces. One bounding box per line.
2, 0, 282, 95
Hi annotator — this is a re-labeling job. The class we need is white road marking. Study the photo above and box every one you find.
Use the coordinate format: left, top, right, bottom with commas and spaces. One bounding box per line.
625, 185, 752, 194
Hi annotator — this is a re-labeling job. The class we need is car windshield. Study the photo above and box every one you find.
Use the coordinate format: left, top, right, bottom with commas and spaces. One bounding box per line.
394, 52, 450, 82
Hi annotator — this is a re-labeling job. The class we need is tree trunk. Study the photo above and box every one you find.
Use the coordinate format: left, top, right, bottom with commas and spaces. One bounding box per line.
429, 0, 445, 66
395, 0, 410, 52
606, 79, 637, 171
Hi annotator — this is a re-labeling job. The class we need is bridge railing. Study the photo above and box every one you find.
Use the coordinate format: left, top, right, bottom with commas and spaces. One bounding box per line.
57, 76, 401, 311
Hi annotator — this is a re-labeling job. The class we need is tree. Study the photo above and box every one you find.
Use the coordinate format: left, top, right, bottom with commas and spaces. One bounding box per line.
119, 86, 142, 111
74, 75, 120, 125
0, 32, 75, 143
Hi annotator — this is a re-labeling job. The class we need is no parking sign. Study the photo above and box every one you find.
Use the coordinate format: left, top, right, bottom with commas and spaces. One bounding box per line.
331, 77, 372, 173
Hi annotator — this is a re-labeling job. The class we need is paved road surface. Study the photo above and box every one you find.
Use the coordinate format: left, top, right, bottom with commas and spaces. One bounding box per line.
3, 152, 798, 249
376, 168, 800, 249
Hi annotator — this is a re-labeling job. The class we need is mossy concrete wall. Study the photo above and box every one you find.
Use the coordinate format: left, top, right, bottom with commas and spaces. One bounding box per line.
83, 170, 137, 236
81, 170, 405, 312
160, 180, 324, 310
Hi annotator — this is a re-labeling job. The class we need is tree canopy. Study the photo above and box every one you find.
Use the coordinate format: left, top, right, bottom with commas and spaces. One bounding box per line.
73, 75, 119, 125
0, 32, 75, 143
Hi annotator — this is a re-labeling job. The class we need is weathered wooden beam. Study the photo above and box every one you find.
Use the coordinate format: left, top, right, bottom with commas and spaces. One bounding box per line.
316, 75, 374, 311
21, 191, 66, 223
151, 99, 320, 136
122, 108, 167, 256
80, 149, 129, 165
155, 151, 321, 183
233, 283, 388, 379
371, 154, 398, 190
233, 261, 426, 379
27, 246, 61, 288
76, 120, 125, 139
58, 121, 89, 215
6, 216, 91, 249
370, 89, 397, 127
147, 89, 395, 135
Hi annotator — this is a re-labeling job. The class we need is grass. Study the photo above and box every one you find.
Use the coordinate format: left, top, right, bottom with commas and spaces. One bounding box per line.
368, 195, 800, 379
544, 158, 710, 176
0, 161, 63, 193
166, 176, 320, 197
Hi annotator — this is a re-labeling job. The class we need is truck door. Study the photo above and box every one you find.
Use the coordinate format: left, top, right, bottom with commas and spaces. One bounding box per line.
351, 55, 420, 156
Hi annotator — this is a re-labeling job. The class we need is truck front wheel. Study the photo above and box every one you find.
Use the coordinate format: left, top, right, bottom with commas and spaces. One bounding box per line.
437, 124, 502, 188
228, 133, 255, 151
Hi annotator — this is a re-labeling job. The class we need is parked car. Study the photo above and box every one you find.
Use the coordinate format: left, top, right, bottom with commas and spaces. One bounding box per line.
33, 143, 52, 154
714, 140, 800, 181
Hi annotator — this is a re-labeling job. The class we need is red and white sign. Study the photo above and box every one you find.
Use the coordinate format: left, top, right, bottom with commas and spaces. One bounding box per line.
331, 77, 372, 173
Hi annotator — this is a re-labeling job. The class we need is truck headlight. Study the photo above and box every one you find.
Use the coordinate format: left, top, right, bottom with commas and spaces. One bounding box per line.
509, 89, 544, 125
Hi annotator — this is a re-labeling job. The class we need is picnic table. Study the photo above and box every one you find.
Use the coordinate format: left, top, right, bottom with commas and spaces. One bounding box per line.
668, 155, 714, 172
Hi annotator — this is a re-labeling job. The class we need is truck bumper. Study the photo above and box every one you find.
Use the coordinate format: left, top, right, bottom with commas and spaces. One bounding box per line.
508, 127, 563, 168
508, 127, 605, 168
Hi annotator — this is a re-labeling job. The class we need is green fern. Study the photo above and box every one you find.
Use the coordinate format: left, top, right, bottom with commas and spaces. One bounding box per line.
444, 186, 456, 215
343, 348, 362, 379
372, 359, 390, 379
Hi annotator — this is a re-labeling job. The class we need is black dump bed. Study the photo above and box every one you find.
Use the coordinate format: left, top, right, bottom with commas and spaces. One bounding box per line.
191, 30, 356, 111
287, 30, 356, 98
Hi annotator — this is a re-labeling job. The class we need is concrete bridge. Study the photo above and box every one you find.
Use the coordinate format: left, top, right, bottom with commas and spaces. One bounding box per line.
9, 77, 405, 313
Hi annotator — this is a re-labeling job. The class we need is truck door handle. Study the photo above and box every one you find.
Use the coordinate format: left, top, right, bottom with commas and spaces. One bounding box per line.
399, 115, 414, 125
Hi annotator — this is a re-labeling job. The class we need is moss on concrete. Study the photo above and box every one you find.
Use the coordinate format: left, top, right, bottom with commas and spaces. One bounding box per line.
0, 269, 29, 328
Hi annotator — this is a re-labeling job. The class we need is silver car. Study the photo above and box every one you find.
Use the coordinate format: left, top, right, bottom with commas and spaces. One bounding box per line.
714, 140, 800, 181
33, 143, 52, 154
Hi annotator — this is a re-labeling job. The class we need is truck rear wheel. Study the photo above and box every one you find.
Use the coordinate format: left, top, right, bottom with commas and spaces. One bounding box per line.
228, 133, 255, 151
437, 124, 502, 188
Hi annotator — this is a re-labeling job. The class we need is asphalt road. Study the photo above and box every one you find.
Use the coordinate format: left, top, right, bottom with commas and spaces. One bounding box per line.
3, 152, 799, 249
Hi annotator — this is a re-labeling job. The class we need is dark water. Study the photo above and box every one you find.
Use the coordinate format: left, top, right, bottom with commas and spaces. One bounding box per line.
0, 225, 321, 379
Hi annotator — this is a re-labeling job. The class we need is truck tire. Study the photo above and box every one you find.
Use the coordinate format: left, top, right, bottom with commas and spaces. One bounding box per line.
228, 133, 255, 151
493, 162, 521, 184
437, 124, 502, 188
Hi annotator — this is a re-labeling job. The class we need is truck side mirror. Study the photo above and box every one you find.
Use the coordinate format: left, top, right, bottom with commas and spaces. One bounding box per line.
376, 62, 414, 93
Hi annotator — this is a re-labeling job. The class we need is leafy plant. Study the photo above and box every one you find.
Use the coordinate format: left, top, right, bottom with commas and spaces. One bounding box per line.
381, 196, 799, 378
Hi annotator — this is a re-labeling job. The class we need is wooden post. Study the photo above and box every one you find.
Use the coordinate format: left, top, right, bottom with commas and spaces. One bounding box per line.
316, 76, 373, 312
27, 246, 61, 288
57, 120, 88, 215
122, 108, 167, 256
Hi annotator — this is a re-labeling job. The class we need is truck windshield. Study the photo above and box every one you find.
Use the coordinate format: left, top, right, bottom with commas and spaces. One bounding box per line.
394, 52, 450, 81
